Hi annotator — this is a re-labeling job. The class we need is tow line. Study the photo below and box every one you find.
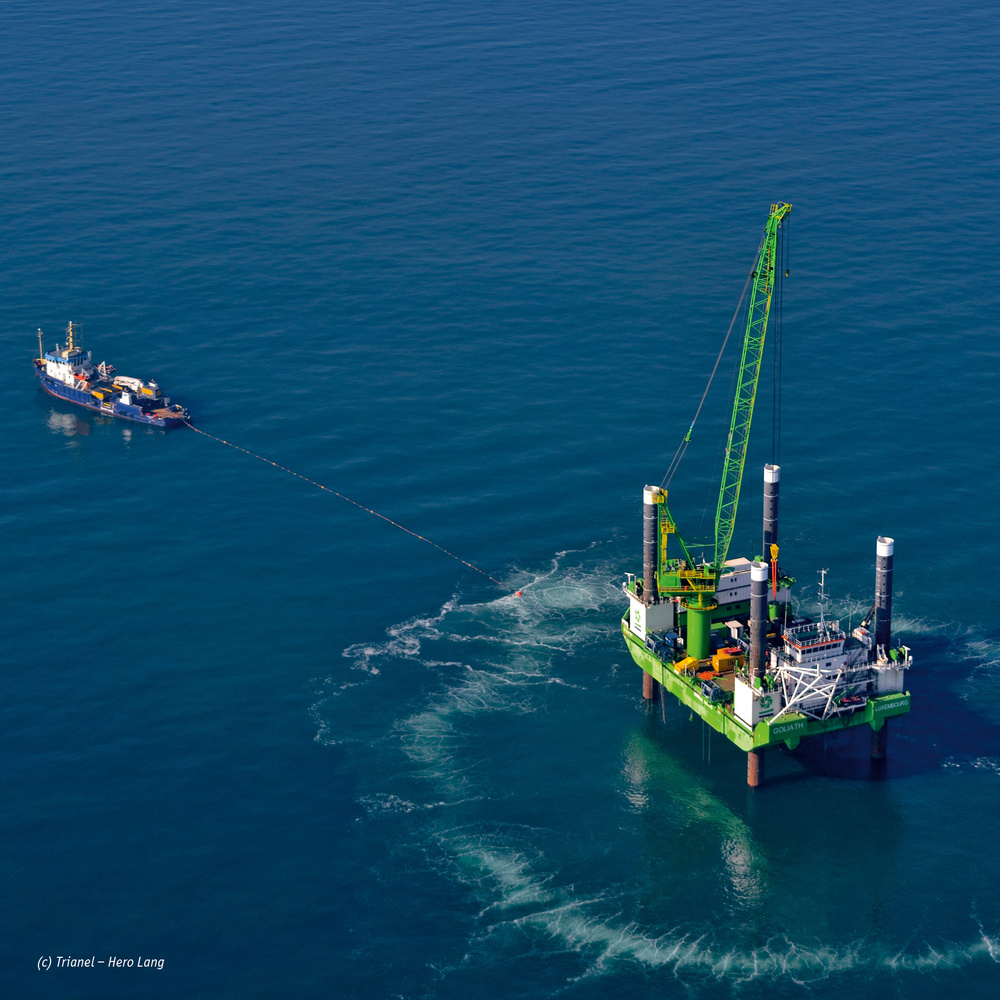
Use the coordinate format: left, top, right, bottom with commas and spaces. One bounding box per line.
183, 421, 517, 594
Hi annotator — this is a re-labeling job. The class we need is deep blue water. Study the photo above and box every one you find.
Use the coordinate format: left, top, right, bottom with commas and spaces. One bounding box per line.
4, 2, 1000, 997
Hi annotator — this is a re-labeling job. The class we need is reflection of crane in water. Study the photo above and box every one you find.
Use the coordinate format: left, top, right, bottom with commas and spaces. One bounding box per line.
622, 730, 767, 909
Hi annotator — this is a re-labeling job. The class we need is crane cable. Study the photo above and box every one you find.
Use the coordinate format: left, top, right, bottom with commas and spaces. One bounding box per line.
772, 216, 787, 466
659, 233, 763, 490
183, 421, 513, 592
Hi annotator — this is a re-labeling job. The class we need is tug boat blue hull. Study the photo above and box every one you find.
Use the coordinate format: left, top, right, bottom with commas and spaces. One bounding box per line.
36, 367, 186, 428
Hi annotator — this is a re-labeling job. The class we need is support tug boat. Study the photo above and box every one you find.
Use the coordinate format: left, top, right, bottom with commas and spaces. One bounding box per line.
621, 204, 912, 787
33, 323, 189, 428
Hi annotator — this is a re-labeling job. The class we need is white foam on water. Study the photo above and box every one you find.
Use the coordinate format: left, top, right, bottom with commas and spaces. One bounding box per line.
810, 595, 948, 639
357, 793, 461, 816
889, 611, 952, 636
450, 863, 992, 982
951, 635, 1000, 724
961, 637, 1000, 675
344, 597, 461, 672
474, 902, 999, 983
309, 675, 377, 745
435, 830, 557, 912
308, 598, 468, 744
942, 756, 1000, 775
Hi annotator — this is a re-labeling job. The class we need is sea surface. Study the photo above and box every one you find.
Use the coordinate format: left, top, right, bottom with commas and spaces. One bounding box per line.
3, 2, 999, 997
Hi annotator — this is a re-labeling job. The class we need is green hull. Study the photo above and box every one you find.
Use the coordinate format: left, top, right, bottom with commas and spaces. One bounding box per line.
622, 616, 910, 752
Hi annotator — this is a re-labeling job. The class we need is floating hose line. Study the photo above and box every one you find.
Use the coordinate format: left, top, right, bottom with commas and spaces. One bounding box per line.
659, 242, 760, 491
184, 421, 514, 593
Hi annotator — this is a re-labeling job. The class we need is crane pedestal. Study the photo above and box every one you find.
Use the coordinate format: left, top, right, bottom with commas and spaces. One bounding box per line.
682, 602, 716, 661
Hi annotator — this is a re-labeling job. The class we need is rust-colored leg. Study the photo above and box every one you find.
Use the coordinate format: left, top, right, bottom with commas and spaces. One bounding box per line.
747, 748, 765, 788
871, 721, 888, 760
642, 671, 659, 701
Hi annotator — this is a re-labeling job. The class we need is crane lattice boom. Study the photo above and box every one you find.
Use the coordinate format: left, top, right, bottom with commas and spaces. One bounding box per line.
713, 202, 791, 572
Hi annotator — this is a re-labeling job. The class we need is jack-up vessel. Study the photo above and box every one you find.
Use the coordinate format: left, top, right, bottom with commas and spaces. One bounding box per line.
621, 205, 911, 786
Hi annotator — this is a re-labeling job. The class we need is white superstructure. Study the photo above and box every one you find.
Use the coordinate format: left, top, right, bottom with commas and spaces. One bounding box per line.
43, 339, 94, 387
757, 618, 911, 725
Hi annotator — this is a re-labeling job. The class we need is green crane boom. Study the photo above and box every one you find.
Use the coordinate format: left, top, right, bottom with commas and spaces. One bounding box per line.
653, 202, 791, 659
713, 202, 791, 572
